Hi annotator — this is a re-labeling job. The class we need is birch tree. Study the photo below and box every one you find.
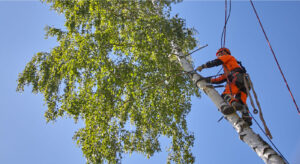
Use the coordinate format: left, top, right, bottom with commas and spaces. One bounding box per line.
17, 0, 199, 163
17, 0, 285, 164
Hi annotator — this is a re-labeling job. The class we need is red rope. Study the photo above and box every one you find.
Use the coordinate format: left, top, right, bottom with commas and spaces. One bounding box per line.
249, 0, 300, 114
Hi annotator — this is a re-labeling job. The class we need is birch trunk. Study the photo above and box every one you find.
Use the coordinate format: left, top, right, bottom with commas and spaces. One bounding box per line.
149, 1, 285, 163
172, 45, 286, 164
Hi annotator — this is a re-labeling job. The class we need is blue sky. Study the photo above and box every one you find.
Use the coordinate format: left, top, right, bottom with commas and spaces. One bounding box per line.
1, 1, 300, 164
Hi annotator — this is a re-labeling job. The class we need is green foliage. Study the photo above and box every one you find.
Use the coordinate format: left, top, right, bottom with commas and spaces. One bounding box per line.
17, 0, 200, 163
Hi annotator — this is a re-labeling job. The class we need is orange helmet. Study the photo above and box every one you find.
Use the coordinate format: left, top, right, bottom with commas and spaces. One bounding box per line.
216, 47, 231, 56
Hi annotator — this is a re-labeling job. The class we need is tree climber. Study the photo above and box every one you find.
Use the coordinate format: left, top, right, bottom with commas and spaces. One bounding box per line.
196, 48, 252, 126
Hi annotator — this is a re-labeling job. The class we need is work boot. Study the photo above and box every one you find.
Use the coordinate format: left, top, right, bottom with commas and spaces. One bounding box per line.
231, 101, 243, 111
242, 111, 252, 126
220, 105, 234, 115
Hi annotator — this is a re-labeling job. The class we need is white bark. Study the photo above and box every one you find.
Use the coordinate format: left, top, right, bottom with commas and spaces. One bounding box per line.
149, 1, 285, 163
172, 45, 286, 164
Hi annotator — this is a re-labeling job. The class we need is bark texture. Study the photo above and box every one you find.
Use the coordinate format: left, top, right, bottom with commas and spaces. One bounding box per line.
172, 45, 286, 164
150, 1, 285, 163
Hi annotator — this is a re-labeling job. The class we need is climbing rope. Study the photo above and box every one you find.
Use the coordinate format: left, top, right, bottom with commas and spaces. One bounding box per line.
224, 0, 227, 47
243, 74, 272, 139
249, 112, 290, 164
217, 0, 232, 85
221, 0, 232, 48
244, 73, 289, 163
220, 0, 234, 102
249, 0, 300, 114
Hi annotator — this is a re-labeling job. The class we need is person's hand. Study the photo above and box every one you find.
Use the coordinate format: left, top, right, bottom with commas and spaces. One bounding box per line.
196, 65, 204, 72
197, 77, 211, 84
204, 77, 211, 83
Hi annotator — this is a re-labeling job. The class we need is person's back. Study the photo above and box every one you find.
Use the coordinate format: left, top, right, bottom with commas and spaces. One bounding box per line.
217, 54, 241, 73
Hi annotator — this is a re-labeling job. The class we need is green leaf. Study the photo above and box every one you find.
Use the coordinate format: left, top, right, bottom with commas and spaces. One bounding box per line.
17, 0, 200, 163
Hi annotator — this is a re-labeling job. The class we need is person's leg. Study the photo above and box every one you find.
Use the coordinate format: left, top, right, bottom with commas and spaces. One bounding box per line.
219, 84, 235, 115
222, 83, 243, 111
235, 91, 252, 126
241, 105, 252, 126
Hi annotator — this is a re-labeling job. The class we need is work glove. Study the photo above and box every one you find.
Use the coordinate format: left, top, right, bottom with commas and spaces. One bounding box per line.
197, 77, 211, 83
196, 64, 206, 72
203, 77, 211, 83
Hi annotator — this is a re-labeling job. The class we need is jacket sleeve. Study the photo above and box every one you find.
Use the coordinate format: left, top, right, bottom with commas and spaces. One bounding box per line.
205, 59, 223, 68
211, 74, 227, 84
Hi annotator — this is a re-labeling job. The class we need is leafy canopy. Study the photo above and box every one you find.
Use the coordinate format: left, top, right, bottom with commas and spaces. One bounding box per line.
17, 0, 200, 163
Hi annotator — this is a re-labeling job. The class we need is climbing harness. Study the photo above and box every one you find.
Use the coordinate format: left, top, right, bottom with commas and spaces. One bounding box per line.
214, 1, 291, 162
249, 0, 300, 114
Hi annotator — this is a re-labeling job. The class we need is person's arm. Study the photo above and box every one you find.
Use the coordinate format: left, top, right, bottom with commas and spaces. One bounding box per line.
205, 59, 223, 68
196, 59, 223, 71
210, 74, 227, 84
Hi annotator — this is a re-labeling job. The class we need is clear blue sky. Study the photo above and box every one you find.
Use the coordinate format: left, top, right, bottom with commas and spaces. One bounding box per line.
1, 1, 300, 164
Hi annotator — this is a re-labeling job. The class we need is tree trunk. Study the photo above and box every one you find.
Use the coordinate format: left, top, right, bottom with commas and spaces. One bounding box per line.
150, 1, 285, 163
172, 45, 286, 164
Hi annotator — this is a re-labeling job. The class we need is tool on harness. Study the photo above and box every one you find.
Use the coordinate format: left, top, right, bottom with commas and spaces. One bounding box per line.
253, 108, 258, 114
